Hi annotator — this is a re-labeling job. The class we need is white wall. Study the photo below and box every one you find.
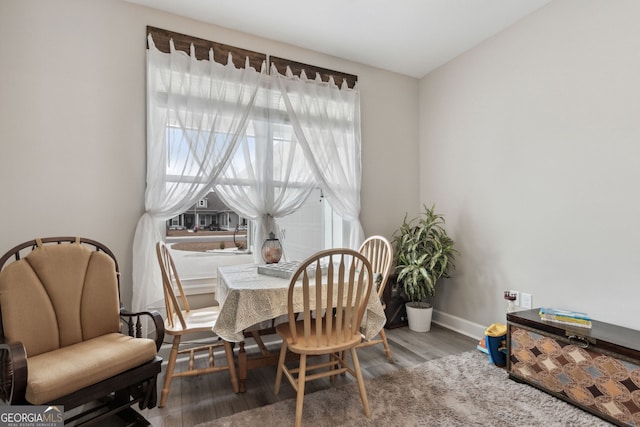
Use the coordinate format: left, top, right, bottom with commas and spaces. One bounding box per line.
0, 0, 419, 306
420, 0, 640, 331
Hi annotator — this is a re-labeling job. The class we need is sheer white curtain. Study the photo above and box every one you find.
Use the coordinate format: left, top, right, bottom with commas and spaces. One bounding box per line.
274, 66, 365, 249
132, 36, 264, 312
214, 76, 317, 261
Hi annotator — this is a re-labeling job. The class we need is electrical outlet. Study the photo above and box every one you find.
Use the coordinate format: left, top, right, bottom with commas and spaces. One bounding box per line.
509, 290, 520, 306
521, 293, 532, 309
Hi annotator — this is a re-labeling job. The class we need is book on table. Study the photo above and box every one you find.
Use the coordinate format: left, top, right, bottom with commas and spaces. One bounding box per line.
538, 307, 592, 328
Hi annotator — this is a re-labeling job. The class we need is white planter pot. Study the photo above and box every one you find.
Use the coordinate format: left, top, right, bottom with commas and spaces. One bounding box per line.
406, 302, 433, 332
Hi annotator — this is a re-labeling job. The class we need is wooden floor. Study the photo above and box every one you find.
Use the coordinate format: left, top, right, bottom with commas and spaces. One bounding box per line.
129, 324, 477, 427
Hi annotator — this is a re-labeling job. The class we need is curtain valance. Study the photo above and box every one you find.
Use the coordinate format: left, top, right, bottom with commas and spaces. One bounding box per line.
147, 26, 357, 88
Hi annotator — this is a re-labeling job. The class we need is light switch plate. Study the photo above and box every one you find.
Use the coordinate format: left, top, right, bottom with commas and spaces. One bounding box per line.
521, 293, 532, 309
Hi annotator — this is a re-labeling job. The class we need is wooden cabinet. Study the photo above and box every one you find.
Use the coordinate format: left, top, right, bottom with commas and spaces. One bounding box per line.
507, 309, 640, 427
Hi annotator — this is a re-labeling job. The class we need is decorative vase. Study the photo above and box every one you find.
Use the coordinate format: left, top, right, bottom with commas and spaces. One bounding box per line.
261, 232, 282, 264
405, 302, 433, 332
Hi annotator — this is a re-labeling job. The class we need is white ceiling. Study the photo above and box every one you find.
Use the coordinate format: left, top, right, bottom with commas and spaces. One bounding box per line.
126, 0, 551, 78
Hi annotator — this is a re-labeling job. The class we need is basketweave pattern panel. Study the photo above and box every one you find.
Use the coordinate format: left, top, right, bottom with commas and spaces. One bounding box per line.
509, 326, 640, 427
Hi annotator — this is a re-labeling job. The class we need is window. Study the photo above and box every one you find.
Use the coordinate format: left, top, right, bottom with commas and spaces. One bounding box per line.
161, 69, 347, 271
278, 189, 345, 261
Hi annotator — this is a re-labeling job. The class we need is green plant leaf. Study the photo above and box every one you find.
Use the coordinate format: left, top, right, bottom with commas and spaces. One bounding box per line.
392, 204, 458, 302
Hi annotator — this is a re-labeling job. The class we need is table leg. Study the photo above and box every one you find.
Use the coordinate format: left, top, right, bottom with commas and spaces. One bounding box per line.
238, 340, 247, 393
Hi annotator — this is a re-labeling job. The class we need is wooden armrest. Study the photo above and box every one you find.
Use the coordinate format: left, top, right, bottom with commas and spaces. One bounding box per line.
119, 309, 166, 351
0, 337, 28, 405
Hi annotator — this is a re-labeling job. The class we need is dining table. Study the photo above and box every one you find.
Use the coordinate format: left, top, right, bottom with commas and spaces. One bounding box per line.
213, 262, 387, 392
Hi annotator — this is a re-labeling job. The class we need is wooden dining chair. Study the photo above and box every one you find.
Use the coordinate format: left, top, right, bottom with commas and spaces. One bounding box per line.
274, 248, 374, 427
155, 241, 239, 408
356, 235, 394, 361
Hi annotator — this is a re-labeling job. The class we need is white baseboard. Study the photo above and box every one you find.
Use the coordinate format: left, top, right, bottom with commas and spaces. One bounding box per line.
432, 309, 486, 340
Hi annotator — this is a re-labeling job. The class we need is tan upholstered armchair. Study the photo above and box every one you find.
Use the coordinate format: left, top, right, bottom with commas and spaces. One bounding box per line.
0, 237, 164, 426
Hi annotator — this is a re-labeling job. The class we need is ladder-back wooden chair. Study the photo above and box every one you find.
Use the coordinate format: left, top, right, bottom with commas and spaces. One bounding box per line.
0, 237, 164, 426
155, 241, 239, 407
356, 235, 394, 361
274, 248, 373, 427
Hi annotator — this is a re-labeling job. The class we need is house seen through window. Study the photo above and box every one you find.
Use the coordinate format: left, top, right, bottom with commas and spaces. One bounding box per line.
166, 189, 345, 294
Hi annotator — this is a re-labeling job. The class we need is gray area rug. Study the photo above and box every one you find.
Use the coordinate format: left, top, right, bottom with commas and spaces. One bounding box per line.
197, 350, 612, 426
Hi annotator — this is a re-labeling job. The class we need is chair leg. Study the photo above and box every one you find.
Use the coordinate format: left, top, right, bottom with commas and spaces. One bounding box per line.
340, 350, 347, 376
329, 353, 336, 383
223, 340, 240, 393
379, 329, 393, 362
295, 354, 307, 427
350, 347, 370, 417
160, 335, 181, 408
274, 340, 288, 395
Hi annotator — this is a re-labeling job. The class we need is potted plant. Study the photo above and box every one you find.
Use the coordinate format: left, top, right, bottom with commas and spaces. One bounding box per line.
392, 204, 457, 332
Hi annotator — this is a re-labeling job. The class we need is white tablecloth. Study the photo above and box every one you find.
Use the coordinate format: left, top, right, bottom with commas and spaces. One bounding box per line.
213, 263, 387, 342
